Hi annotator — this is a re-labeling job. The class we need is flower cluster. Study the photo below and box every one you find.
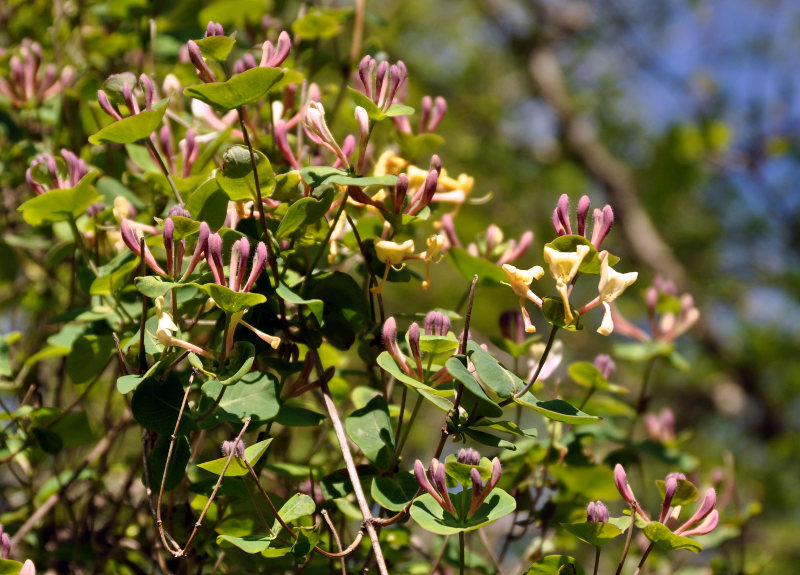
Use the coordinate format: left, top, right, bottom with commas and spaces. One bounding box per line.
0, 39, 73, 107
25, 150, 88, 195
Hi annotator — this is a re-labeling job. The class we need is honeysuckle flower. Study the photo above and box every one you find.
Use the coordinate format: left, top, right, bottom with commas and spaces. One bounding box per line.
674, 488, 718, 536
502, 263, 544, 333
382, 317, 412, 375
593, 251, 639, 335
593, 353, 615, 380
19, 560, 36, 575
187, 39, 217, 83
552, 193, 614, 250
260, 31, 292, 68
120, 218, 167, 276
586, 500, 609, 524
613, 464, 651, 522
424, 310, 451, 336
221, 439, 246, 458
355, 55, 408, 113
25, 149, 88, 195
457, 448, 481, 465
421, 234, 445, 290
414, 459, 456, 515
0, 39, 74, 108
467, 457, 502, 517
371, 239, 415, 294
303, 101, 350, 168
394, 95, 448, 134
644, 408, 676, 444
154, 296, 213, 357
544, 244, 591, 324
204, 21, 225, 37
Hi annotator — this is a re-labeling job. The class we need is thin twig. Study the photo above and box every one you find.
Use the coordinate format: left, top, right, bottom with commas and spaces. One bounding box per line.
322, 509, 347, 575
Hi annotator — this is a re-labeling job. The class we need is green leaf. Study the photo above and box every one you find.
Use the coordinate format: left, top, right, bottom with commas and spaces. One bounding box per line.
292, 527, 320, 560
184, 67, 284, 111
371, 472, 419, 512
89, 105, 168, 145
444, 456, 493, 485
31, 426, 63, 454
66, 335, 115, 385
643, 521, 703, 552
445, 356, 503, 418
568, 361, 628, 394
473, 419, 538, 438
524, 555, 587, 575
385, 104, 415, 117
148, 435, 191, 492
216, 534, 275, 554
446, 247, 508, 285
90, 251, 139, 295
216, 340, 256, 386
197, 283, 266, 314
275, 188, 334, 240
278, 493, 316, 523
345, 395, 395, 470
131, 377, 196, 435
216, 145, 275, 201
18, 173, 101, 225
194, 35, 236, 61
655, 478, 699, 506
299, 165, 398, 188
376, 352, 453, 412
461, 427, 516, 450
0, 559, 24, 574
134, 276, 184, 298
467, 340, 521, 398
418, 334, 459, 356
271, 170, 303, 202
542, 297, 582, 331
276, 283, 323, 325
563, 522, 623, 547
197, 438, 273, 477
275, 404, 325, 426
612, 341, 675, 363
201, 371, 279, 422
186, 177, 228, 229
515, 392, 600, 424
396, 131, 444, 160
164, 216, 202, 240
291, 9, 342, 40
410, 489, 516, 535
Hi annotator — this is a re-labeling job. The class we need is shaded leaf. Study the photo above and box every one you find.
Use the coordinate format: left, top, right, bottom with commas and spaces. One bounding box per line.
184, 67, 284, 111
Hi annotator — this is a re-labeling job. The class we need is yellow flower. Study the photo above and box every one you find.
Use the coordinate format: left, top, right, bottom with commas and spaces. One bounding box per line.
543, 244, 591, 323
372, 239, 415, 294
596, 251, 638, 335
154, 296, 213, 357
422, 234, 445, 290
502, 264, 545, 332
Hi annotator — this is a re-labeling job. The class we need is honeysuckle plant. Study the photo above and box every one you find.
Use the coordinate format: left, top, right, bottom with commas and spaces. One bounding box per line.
0, 6, 749, 575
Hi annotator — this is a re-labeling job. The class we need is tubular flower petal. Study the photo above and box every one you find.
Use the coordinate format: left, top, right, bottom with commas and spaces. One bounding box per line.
372, 239, 415, 294
596, 251, 638, 335
154, 296, 212, 357
502, 263, 545, 333
544, 244, 590, 323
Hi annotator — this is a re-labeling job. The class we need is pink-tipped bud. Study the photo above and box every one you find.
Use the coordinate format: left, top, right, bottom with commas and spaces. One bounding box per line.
242, 241, 266, 292
98, 89, 123, 120
273, 119, 300, 170
414, 459, 444, 508
374, 61, 389, 106
680, 509, 719, 537
556, 193, 572, 235
394, 173, 409, 213
120, 219, 142, 256
1, 529, 10, 559
552, 207, 565, 236
140, 74, 155, 110
428, 96, 447, 132
424, 310, 450, 336
181, 129, 198, 177
121, 81, 139, 115
261, 31, 291, 67
577, 195, 591, 237
206, 233, 225, 285
488, 457, 501, 490
61, 149, 87, 186
591, 205, 614, 249
587, 500, 609, 523
431, 459, 454, 513
614, 463, 636, 507
187, 40, 216, 83
420, 96, 432, 134
408, 322, 421, 361
382, 317, 411, 375
168, 204, 191, 219
593, 354, 615, 380
355, 106, 369, 142
26, 167, 45, 195
19, 559, 35, 575
357, 55, 375, 100
183, 221, 209, 278
231, 237, 249, 292
429, 154, 442, 174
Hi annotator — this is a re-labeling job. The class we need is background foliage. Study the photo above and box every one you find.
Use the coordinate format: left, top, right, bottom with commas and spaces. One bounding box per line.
1, 0, 798, 573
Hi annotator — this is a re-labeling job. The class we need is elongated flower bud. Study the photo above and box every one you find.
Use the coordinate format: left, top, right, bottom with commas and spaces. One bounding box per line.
382, 317, 411, 375
163, 218, 175, 277
243, 242, 266, 292
577, 195, 591, 237
206, 232, 225, 285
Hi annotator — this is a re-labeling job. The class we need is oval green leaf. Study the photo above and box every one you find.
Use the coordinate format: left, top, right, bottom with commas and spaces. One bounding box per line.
196, 437, 273, 477
18, 173, 101, 225
410, 488, 516, 535
89, 106, 167, 145
643, 521, 703, 552
198, 283, 266, 314
184, 67, 284, 111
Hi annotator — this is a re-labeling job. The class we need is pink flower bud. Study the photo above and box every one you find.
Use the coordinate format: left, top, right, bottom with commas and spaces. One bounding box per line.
206, 233, 225, 285
593, 354, 615, 380
139, 73, 155, 111
428, 96, 447, 132
555, 194, 572, 235
577, 195, 591, 237
382, 317, 411, 375
500, 310, 525, 343
394, 173, 409, 213
591, 205, 614, 249
420, 96, 432, 134
614, 463, 636, 507
183, 221, 209, 278
424, 310, 450, 336
243, 242, 266, 292
163, 218, 175, 277
408, 322, 421, 361
97, 89, 123, 121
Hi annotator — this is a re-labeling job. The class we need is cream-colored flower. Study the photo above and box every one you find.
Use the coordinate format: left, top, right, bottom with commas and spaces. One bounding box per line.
502, 264, 545, 333
543, 244, 591, 323
596, 251, 638, 335
375, 239, 415, 265
422, 234, 446, 290
154, 296, 213, 357
372, 239, 416, 294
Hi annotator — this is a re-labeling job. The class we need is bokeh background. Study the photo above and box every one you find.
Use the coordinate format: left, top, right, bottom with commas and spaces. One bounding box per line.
1, 0, 799, 571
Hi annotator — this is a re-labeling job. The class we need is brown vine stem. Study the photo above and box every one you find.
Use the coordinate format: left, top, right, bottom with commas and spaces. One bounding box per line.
312, 351, 389, 575
321, 509, 347, 575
